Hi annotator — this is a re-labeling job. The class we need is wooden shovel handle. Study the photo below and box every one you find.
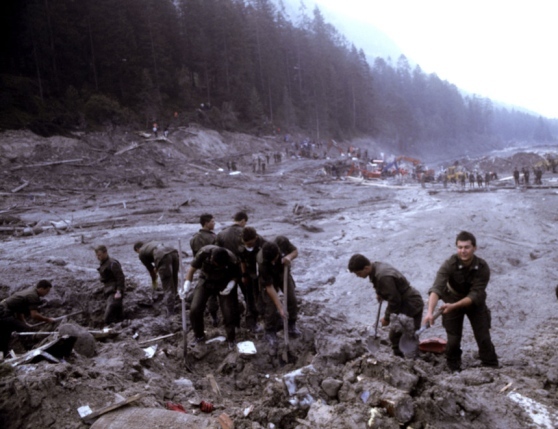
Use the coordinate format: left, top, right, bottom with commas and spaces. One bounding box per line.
416, 308, 444, 336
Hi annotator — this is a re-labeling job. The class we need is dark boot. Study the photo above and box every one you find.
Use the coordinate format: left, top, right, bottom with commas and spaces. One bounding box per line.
288, 321, 301, 337
191, 335, 206, 346
447, 360, 461, 373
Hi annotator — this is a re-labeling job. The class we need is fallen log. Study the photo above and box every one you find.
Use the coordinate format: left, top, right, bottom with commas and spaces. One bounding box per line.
0, 192, 47, 197
137, 332, 180, 346
76, 217, 129, 229
0, 226, 23, 233
6, 335, 77, 366
115, 142, 146, 156
81, 393, 144, 424
14, 329, 118, 340
10, 158, 84, 171
187, 163, 215, 173
11, 181, 29, 193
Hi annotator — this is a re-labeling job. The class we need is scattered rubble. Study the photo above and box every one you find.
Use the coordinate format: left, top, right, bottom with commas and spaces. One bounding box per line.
0, 127, 557, 428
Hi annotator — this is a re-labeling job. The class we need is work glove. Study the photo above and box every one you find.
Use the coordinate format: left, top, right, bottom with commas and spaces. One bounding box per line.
179, 280, 191, 300
220, 280, 235, 296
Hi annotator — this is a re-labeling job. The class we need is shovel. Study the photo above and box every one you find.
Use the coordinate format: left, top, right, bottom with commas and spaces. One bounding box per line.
28, 310, 84, 328
282, 265, 289, 362
364, 300, 383, 352
399, 308, 443, 356
178, 239, 193, 372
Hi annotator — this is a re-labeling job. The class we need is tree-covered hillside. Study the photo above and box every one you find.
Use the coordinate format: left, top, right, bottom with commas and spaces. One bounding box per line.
1, 0, 556, 157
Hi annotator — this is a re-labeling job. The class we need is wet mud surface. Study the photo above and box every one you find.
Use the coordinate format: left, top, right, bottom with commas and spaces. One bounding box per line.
0, 127, 557, 428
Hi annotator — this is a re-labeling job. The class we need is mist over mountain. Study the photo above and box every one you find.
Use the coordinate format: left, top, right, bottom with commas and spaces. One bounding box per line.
278, 0, 404, 61
1, 0, 556, 158
279, 0, 545, 118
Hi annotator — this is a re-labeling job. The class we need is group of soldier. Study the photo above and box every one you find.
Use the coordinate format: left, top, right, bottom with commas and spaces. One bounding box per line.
0, 211, 302, 357
119, 211, 300, 351
443, 171, 497, 188
348, 230, 500, 372
0, 223, 514, 373
513, 166, 544, 185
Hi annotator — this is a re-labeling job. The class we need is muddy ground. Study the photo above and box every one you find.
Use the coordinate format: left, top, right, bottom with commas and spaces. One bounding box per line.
0, 126, 557, 429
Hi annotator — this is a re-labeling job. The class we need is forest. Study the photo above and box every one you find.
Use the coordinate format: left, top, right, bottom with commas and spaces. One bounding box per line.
1, 0, 556, 157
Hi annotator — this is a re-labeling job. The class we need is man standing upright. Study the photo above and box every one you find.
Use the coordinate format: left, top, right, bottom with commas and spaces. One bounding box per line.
216, 211, 248, 256
424, 231, 499, 372
513, 167, 520, 186
239, 227, 267, 332
95, 245, 126, 325
134, 241, 179, 316
190, 213, 216, 256
0, 280, 55, 356
348, 254, 424, 357
190, 213, 219, 327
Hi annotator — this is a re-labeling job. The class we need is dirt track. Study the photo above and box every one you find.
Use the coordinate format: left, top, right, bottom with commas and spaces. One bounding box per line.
1, 127, 557, 428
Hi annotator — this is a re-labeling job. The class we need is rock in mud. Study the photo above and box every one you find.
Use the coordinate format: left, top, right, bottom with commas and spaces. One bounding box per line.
59, 323, 96, 357
321, 377, 343, 398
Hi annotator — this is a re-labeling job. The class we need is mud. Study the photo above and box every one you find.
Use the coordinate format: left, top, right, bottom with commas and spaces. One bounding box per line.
0, 127, 557, 428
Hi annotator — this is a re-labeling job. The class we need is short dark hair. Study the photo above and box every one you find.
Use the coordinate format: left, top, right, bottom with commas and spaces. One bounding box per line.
348, 254, 370, 272
242, 226, 257, 242
94, 245, 107, 253
36, 280, 53, 290
133, 241, 144, 251
200, 213, 214, 227
211, 248, 230, 266
233, 211, 248, 222
261, 242, 279, 261
455, 231, 476, 247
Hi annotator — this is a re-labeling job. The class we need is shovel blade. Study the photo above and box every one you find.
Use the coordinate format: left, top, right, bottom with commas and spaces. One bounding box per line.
399, 331, 419, 356
365, 336, 380, 353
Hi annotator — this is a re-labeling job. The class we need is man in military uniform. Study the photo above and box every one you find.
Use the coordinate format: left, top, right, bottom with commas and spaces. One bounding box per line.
216, 211, 258, 330
239, 227, 267, 332
216, 211, 248, 255
348, 254, 424, 357
134, 241, 179, 316
257, 236, 301, 346
424, 231, 499, 372
0, 280, 55, 356
95, 245, 126, 325
513, 167, 520, 185
190, 213, 219, 327
183, 246, 241, 349
190, 213, 216, 256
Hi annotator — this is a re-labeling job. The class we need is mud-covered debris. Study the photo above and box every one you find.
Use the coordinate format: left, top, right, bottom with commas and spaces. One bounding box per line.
58, 323, 97, 357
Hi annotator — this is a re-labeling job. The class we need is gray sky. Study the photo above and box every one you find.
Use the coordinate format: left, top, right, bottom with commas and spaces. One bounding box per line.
312, 0, 558, 118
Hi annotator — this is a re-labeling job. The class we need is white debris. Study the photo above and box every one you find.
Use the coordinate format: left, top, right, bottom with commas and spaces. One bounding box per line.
205, 336, 226, 344
142, 344, 157, 359
507, 391, 558, 429
237, 341, 257, 355
77, 405, 92, 418
283, 364, 316, 396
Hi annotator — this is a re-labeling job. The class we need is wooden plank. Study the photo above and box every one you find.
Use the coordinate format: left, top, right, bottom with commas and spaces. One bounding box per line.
82, 393, 143, 424
11, 181, 29, 193
0, 192, 47, 197
10, 158, 84, 171
137, 332, 179, 346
